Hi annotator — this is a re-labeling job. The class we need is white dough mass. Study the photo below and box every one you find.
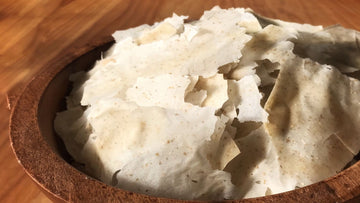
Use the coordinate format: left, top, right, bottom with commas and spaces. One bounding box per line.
55, 6, 360, 200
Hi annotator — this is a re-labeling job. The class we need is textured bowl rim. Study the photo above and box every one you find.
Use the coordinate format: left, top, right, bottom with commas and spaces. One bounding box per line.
8, 38, 360, 202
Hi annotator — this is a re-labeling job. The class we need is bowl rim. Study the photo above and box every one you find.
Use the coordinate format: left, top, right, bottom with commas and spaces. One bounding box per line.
8, 38, 360, 202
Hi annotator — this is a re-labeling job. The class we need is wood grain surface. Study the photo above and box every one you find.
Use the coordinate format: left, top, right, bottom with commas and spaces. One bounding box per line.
1, 0, 360, 202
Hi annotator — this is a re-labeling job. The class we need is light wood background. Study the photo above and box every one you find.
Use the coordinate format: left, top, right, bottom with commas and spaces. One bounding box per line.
1, 0, 360, 202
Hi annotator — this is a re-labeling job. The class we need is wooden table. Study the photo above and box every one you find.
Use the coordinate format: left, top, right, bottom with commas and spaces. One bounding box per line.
1, 0, 360, 202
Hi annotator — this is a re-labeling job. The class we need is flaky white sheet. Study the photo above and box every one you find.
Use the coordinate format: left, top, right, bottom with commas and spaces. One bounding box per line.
54, 6, 360, 201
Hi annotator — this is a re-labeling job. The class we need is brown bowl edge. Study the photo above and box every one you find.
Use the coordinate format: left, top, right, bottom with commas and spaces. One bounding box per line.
8, 38, 360, 203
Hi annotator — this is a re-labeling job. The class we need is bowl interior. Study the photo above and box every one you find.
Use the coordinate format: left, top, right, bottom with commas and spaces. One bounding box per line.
26, 40, 360, 203
37, 42, 114, 164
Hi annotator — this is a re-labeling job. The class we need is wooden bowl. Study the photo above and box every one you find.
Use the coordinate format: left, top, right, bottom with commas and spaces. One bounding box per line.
8, 6, 360, 203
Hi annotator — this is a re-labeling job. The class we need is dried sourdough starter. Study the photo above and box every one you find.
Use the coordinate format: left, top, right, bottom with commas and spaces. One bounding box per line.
55, 6, 360, 200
